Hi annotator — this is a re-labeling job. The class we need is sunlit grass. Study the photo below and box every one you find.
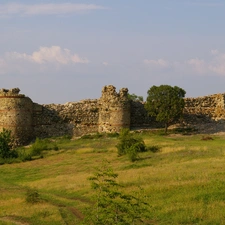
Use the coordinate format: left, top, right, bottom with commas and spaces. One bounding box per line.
1, 131, 225, 224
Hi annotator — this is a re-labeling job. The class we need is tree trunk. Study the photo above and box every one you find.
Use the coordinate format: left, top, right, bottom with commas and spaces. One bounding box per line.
165, 123, 168, 134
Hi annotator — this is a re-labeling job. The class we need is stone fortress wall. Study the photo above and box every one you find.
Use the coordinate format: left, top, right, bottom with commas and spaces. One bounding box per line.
0, 88, 34, 145
1, 85, 225, 145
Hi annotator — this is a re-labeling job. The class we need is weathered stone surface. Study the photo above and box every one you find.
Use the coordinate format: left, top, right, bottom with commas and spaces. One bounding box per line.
0, 89, 33, 145
1, 86, 225, 145
98, 85, 130, 133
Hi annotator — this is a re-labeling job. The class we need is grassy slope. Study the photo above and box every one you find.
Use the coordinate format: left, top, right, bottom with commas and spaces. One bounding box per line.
1, 132, 225, 224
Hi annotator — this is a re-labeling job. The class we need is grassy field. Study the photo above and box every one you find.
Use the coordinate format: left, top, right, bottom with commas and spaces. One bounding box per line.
1, 131, 225, 224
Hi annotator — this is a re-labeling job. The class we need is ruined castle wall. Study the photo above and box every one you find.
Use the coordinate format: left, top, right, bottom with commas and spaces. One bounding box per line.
98, 85, 130, 133
184, 94, 225, 121
0, 88, 34, 145
33, 99, 99, 138
2, 86, 225, 144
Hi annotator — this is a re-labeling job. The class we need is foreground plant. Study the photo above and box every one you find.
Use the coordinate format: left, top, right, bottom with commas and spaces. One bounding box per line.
82, 161, 150, 225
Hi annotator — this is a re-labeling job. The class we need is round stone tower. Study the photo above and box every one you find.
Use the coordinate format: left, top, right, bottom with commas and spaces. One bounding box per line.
98, 85, 130, 133
0, 88, 34, 145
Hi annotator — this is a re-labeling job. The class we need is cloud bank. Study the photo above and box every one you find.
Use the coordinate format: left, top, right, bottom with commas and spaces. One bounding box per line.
0, 3, 106, 17
144, 50, 225, 76
5, 46, 89, 65
0, 46, 89, 74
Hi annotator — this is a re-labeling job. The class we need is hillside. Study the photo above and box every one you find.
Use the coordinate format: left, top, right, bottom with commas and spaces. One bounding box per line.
1, 131, 225, 224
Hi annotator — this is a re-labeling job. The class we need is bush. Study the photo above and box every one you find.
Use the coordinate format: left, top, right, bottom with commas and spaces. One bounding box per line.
0, 128, 18, 159
116, 129, 147, 161
26, 189, 41, 204
17, 147, 32, 162
148, 145, 160, 153
30, 138, 59, 156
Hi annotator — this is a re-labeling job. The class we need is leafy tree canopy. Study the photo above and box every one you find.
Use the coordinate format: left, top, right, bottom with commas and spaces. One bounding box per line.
127, 93, 143, 102
145, 85, 186, 133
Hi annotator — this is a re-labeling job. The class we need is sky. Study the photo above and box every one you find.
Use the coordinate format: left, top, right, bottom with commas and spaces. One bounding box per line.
0, 0, 225, 104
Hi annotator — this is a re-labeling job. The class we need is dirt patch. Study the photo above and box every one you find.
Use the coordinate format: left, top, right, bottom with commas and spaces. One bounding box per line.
0, 216, 30, 225
68, 207, 84, 220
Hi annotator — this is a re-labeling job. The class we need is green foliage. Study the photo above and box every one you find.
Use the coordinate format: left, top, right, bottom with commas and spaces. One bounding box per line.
0, 128, 18, 159
26, 189, 41, 204
147, 145, 160, 153
128, 93, 143, 102
174, 127, 198, 135
145, 85, 186, 133
81, 133, 103, 139
106, 132, 119, 138
30, 138, 59, 156
83, 161, 150, 225
17, 147, 32, 162
116, 129, 147, 162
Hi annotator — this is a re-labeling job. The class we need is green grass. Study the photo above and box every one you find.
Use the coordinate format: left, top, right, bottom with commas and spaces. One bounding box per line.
1, 131, 225, 224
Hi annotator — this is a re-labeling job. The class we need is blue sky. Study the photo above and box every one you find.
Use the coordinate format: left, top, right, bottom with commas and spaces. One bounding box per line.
0, 0, 225, 103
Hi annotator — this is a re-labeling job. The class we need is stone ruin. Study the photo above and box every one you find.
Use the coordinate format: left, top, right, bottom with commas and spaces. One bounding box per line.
0, 85, 225, 145
98, 85, 130, 133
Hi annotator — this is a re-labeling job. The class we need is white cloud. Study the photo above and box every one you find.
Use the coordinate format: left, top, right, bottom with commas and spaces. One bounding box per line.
0, 46, 89, 75
102, 62, 109, 66
0, 3, 106, 17
144, 50, 225, 76
209, 53, 225, 75
5, 46, 89, 64
186, 58, 206, 74
211, 49, 219, 55
187, 51, 225, 76
144, 59, 170, 68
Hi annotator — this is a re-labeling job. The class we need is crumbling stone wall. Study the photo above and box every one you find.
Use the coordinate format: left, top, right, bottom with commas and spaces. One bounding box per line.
0, 88, 34, 145
98, 85, 130, 133
33, 99, 99, 138
183, 94, 225, 133
1, 86, 225, 145
184, 94, 225, 120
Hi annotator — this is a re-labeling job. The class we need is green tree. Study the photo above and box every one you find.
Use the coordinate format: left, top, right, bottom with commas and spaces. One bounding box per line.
145, 85, 186, 133
83, 161, 150, 225
127, 93, 143, 102
0, 128, 17, 159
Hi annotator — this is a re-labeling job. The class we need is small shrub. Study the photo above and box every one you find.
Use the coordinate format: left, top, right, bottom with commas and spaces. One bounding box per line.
17, 147, 32, 161
148, 145, 160, 153
116, 129, 147, 161
30, 138, 59, 156
201, 136, 213, 141
127, 143, 140, 162
0, 128, 18, 159
26, 189, 41, 204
